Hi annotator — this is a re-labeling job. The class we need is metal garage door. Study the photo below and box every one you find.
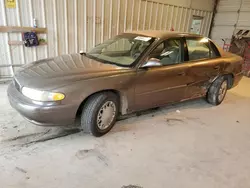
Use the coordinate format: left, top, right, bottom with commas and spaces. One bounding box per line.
211, 0, 250, 48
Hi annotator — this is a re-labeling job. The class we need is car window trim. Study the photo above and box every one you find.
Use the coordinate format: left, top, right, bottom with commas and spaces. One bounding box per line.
184, 56, 221, 63
183, 37, 189, 61
209, 40, 221, 57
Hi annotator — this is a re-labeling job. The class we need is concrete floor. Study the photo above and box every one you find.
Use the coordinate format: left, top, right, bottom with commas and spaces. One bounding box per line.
1, 77, 250, 188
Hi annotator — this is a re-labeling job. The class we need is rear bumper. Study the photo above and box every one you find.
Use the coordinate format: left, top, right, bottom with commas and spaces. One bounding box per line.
7, 82, 78, 127
232, 71, 244, 88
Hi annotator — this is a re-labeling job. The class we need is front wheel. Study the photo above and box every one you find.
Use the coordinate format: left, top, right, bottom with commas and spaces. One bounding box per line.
206, 76, 228, 105
80, 92, 119, 137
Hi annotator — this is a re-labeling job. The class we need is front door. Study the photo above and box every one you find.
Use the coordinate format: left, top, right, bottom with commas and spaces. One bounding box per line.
134, 38, 191, 111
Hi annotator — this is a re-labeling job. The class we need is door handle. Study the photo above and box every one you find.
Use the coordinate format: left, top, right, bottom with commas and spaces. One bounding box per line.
214, 66, 220, 70
178, 72, 186, 76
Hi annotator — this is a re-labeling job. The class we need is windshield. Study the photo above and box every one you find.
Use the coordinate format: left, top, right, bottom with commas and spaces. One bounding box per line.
86, 34, 155, 67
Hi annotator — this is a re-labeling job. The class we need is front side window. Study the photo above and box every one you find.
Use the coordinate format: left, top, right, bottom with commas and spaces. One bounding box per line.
148, 39, 183, 66
186, 38, 219, 61
87, 34, 155, 67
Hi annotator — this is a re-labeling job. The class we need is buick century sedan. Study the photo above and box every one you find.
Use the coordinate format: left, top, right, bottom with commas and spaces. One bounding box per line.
8, 31, 243, 137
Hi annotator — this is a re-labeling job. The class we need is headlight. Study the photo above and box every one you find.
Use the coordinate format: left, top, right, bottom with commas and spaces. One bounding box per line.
21, 87, 65, 102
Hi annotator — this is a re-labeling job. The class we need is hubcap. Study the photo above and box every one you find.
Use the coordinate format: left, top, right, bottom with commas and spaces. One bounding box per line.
218, 80, 227, 102
97, 101, 116, 130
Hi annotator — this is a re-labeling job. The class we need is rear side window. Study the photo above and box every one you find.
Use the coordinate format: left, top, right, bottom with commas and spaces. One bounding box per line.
186, 38, 219, 61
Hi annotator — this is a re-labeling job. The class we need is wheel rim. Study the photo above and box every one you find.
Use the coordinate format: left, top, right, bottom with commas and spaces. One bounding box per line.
97, 101, 116, 130
218, 80, 227, 102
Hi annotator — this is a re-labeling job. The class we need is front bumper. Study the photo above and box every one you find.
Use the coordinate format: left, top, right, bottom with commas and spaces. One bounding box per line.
7, 82, 78, 126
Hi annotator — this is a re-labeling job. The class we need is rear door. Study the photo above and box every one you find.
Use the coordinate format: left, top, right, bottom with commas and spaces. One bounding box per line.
184, 37, 223, 98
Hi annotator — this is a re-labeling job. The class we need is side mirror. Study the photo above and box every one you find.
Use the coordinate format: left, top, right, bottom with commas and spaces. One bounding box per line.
79, 50, 85, 55
141, 59, 162, 68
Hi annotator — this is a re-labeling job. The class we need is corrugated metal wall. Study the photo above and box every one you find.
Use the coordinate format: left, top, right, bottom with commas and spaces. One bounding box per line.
0, 0, 213, 78
211, 0, 250, 48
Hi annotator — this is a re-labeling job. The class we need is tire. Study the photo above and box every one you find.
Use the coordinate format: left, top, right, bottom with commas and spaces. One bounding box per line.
206, 76, 228, 105
81, 92, 119, 137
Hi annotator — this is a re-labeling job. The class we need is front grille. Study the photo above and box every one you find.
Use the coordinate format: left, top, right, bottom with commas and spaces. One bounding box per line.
14, 79, 21, 92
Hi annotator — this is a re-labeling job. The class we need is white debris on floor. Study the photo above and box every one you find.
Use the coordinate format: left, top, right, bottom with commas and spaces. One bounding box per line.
0, 77, 250, 188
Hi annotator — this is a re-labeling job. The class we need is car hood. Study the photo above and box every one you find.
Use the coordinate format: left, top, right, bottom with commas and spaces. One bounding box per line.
14, 53, 130, 90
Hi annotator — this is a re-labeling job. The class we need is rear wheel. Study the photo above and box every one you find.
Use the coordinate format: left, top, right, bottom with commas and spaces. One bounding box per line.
207, 76, 228, 105
81, 92, 119, 137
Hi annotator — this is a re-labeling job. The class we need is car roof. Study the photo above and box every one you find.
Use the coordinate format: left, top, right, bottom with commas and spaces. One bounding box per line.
124, 30, 203, 39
